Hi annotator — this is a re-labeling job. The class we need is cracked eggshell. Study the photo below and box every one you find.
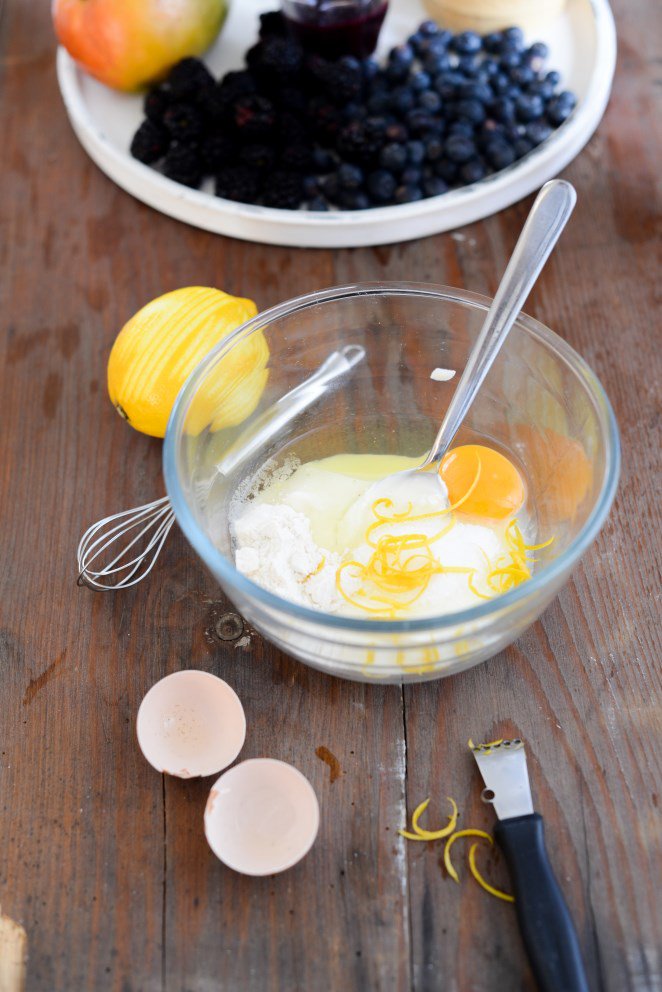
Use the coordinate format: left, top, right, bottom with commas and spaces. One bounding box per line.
204, 759, 320, 876
136, 670, 246, 778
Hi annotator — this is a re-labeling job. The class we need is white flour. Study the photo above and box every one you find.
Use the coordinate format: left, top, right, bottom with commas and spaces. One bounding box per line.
233, 502, 341, 611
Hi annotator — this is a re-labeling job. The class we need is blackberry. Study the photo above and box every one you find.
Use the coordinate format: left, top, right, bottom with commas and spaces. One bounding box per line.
336, 119, 385, 166
233, 95, 277, 140
162, 102, 204, 141
279, 112, 310, 146
309, 56, 363, 103
280, 144, 314, 172
206, 71, 257, 122
215, 165, 262, 203
143, 85, 171, 125
262, 170, 304, 209
259, 10, 288, 38
162, 143, 202, 186
239, 143, 277, 172
130, 119, 170, 164
274, 86, 307, 116
251, 37, 304, 86
307, 98, 342, 143
199, 132, 236, 172
166, 58, 215, 101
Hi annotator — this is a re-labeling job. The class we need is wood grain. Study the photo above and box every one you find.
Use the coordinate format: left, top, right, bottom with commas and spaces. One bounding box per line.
0, 1, 660, 990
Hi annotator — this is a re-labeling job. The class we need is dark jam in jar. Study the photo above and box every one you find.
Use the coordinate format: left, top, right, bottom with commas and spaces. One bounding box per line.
282, 1, 388, 60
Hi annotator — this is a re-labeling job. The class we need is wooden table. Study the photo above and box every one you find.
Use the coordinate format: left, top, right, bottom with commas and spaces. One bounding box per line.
1, 2, 660, 989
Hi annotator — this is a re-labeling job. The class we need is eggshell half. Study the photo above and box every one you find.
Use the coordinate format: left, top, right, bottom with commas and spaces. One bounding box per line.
136, 670, 246, 778
204, 759, 320, 875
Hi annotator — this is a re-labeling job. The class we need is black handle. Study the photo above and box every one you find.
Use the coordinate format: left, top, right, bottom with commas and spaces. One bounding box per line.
495, 813, 589, 992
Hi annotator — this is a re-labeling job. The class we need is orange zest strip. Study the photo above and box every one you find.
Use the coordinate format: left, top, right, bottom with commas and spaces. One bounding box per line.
443, 829, 493, 884
468, 843, 515, 903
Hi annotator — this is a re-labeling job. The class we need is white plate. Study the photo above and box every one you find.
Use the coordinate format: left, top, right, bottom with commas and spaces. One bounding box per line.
56, 0, 616, 248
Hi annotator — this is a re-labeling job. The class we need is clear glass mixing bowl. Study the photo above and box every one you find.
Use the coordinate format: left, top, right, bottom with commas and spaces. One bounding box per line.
163, 283, 620, 683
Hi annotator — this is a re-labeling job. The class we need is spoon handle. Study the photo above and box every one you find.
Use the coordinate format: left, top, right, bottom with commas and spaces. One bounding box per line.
424, 179, 577, 468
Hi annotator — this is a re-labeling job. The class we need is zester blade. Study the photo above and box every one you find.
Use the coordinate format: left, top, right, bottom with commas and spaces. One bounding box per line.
471, 738, 534, 820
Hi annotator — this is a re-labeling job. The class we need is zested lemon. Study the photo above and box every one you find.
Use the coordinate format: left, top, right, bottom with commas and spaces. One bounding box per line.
107, 287, 268, 438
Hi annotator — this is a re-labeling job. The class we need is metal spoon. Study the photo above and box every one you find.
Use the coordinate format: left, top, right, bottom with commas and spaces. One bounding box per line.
342, 179, 577, 541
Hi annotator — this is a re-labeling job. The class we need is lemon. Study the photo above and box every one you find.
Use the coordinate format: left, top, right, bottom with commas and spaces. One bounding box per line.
107, 287, 268, 438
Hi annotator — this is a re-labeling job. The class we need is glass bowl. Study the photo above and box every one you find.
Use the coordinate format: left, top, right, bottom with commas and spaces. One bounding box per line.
163, 283, 619, 684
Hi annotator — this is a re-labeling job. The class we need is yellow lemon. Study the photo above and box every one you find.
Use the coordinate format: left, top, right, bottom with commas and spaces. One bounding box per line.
107, 287, 268, 438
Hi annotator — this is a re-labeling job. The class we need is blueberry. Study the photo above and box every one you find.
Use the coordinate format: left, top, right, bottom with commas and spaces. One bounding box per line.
505, 84, 523, 100
436, 158, 458, 182
389, 43, 415, 67
419, 19, 442, 37
546, 70, 561, 87
527, 41, 549, 60
546, 98, 573, 126
410, 70, 432, 92
479, 60, 499, 78
500, 51, 521, 70
557, 90, 577, 108
362, 57, 380, 80
302, 175, 319, 198
338, 190, 370, 210
386, 61, 409, 83
527, 79, 555, 101
367, 169, 397, 203
516, 93, 544, 122
444, 134, 476, 163
491, 97, 516, 122
483, 32, 503, 54
455, 99, 486, 124
423, 176, 448, 197
459, 81, 493, 103
320, 173, 340, 201
503, 123, 523, 143
459, 158, 487, 184
510, 65, 535, 86
338, 162, 364, 189
367, 91, 391, 114
514, 138, 534, 158
451, 31, 482, 55
424, 53, 452, 74
448, 120, 474, 137
491, 72, 510, 95
407, 139, 426, 164
343, 101, 367, 121
424, 135, 444, 161
394, 184, 424, 203
380, 142, 408, 172
385, 122, 409, 143
485, 138, 516, 169
390, 86, 416, 113
405, 109, 437, 135
313, 147, 337, 172
307, 196, 329, 211
526, 120, 552, 145
418, 90, 442, 112
502, 26, 525, 48
402, 165, 423, 185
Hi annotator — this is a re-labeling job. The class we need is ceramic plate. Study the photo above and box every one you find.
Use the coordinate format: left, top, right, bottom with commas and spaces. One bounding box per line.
56, 0, 616, 247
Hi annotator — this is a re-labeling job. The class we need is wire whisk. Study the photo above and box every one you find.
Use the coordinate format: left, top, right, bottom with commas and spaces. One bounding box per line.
76, 345, 365, 592
77, 496, 175, 590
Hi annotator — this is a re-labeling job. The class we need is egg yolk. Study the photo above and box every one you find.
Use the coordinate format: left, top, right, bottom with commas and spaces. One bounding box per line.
440, 444, 525, 519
